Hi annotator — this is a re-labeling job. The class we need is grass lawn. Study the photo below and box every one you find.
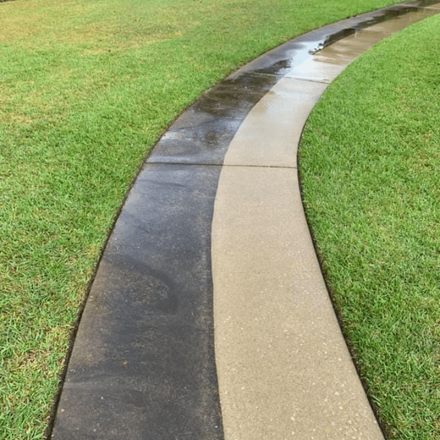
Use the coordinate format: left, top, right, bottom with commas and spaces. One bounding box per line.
0, 0, 421, 438
300, 14, 440, 440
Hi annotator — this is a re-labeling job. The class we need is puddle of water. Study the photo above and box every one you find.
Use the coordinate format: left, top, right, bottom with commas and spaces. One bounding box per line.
313, 4, 437, 52
236, 0, 439, 78
414, 0, 440, 6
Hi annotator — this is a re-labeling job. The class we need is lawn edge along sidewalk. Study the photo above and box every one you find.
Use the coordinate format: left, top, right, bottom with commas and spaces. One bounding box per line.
49, 2, 440, 439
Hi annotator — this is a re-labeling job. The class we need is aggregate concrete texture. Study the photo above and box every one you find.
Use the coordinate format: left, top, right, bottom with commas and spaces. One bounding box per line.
212, 168, 382, 440
50, 2, 440, 439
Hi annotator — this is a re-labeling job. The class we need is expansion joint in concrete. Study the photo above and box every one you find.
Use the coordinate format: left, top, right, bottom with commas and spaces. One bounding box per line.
220, 164, 297, 170
286, 76, 332, 85
146, 161, 223, 167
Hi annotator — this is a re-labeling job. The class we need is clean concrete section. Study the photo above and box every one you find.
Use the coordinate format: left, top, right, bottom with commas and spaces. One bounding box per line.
50, 2, 440, 439
212, 168, 382, 440
212, 3, 439, 440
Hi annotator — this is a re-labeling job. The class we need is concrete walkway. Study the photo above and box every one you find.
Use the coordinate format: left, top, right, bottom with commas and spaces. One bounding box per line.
50, 2, 440, 439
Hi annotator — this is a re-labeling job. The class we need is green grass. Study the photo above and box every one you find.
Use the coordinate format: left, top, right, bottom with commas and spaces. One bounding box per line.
300, 14, 440, 440
0, 0, 414, 438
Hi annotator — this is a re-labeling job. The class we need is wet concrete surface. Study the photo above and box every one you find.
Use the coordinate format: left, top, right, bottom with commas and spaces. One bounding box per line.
148, 74, 278, 165
230, 1, 439, 79
50, 1, 440, 439
51, 164, 224, 440
148, 1, 439, 166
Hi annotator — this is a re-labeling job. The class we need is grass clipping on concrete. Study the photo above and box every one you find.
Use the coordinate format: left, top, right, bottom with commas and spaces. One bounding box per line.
300, 14, 440, 440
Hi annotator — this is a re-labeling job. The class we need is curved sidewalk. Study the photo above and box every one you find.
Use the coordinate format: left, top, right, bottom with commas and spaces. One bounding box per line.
50, 2, 440, 439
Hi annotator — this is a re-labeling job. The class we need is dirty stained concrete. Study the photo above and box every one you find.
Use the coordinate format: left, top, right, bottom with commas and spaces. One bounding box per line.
50, 2, 440, 439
